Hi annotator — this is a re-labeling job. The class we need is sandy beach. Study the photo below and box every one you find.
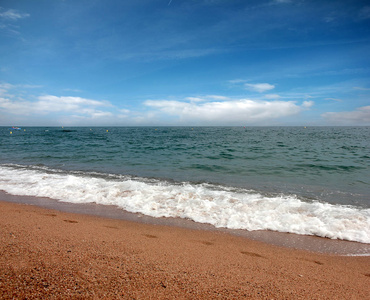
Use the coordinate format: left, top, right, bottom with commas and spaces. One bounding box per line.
1, 200, 369, 299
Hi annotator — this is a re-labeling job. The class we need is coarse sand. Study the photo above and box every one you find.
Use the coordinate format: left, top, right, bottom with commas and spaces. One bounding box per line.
1, 201, 369, 299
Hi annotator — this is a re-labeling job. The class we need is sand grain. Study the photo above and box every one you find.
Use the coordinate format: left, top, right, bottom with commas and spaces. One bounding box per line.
1, 201, 369, 299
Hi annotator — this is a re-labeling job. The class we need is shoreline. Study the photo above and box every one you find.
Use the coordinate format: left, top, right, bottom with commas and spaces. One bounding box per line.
1, 200, 370, 298
1, 190, 369, 256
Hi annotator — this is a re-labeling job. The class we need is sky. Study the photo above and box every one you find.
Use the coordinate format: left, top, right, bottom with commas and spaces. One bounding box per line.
0, 0, 369, 126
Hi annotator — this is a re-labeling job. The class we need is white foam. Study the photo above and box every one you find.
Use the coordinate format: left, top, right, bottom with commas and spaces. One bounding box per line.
1, 164, 369, 244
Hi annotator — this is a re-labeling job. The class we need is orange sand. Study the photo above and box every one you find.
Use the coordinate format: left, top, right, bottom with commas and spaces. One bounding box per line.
1, 201, 369, 299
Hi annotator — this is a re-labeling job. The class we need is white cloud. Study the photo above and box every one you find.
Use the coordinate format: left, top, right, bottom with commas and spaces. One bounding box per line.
228, 79, 246, 84
89, 111, 113, 119
353, 86, 370, 91
185, 97, 206, 102
0, 94, 112, 117
302, 101, 314, 108
185, 95, 230, 102
322, 106, 370, 125
0, 82, 315, 126
0, 97, 27, 114
0, 8, 29, 20
206, 95, 230, 101
0, 83, 124, 125
144, 98, 310, 125
229, 80, 276, 94
0, 83, 42, 96
244, 83, 275, 93
0, 82, 14, 89
119, 108, 131, 114
265, 94, 281, 99
0, 8, 30, 37
35, 95, 111, 112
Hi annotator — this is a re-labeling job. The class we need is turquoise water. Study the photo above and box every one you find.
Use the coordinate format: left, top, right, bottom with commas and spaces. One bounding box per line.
1, 126, 369, 243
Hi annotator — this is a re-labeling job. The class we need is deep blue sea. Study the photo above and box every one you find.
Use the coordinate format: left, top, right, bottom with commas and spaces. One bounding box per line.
1, 126, 369, 244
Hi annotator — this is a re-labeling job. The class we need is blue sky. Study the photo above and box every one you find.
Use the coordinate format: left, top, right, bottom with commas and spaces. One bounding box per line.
0, 0, 369, 126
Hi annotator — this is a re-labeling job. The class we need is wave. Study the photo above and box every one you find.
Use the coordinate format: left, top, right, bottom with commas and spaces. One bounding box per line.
0, 164, 369, 244
296, 163, 365, 172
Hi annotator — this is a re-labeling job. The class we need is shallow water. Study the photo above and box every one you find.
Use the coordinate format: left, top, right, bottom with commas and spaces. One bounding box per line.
1, 126, 369, 244
1, 191, 369, 256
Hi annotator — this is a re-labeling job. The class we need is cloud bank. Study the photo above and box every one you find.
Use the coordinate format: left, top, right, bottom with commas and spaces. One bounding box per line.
144, 98, 313, 125
322, 106, 370, 125
0, 95, 111, 116
0, 84, 116, 125
1, 83, 313, 125
4, 82, 368, 126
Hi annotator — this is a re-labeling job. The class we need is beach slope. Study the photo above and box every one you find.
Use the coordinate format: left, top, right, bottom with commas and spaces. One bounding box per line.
1, 201, 369, 299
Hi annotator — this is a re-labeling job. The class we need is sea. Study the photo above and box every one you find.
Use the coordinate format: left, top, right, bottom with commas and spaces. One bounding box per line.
1, 126, 369, 252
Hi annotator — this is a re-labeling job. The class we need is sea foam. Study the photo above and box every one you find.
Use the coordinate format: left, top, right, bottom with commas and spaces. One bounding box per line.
1, 164, 369, 243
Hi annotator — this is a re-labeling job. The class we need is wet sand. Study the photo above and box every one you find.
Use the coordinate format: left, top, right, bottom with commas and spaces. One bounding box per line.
1, 200, 369, 299
1, 191, 369, 256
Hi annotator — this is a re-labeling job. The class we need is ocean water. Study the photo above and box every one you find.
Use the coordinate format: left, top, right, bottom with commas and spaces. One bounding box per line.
0, 126, 369, 244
